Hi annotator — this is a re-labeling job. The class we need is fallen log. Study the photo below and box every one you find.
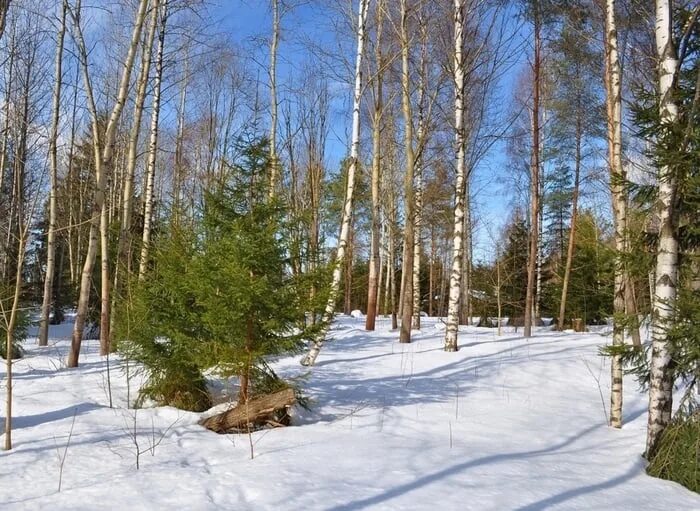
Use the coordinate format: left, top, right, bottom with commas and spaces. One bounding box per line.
199, 388, 296, 434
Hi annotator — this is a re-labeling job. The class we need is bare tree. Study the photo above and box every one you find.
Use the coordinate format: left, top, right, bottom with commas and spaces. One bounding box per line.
113, 0, 160, 315
301, 0, 370, 366
68, 0, 151, 366
268, 0, 280, 196
523, 0, 542, 339
365, 0, 384, 331
398, 0, 416, 344
38, 0, 68, 347
138, 0, 169, 281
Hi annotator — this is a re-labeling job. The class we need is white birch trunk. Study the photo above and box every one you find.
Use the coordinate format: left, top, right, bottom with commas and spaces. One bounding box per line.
444, 0, 466, 352
398, 0, 416, 344
138, 1, 168, 281
412, 31, 427, 329
38, 0, 67, 347
646, 0, 680, 457
268, 0, 280, 197
301, 0, 369, 366
605, 0, 626, 429
112, 0, 159, 315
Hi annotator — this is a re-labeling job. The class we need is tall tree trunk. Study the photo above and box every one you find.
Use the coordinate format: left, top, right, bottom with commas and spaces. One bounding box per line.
0, 28, 13, 282
557, 89, 582, 331
429, 228, 435, 317
99, 200, 110, 352
4, 53, 29, 448
68, 0, 151, 367
412, 50, 426, 331
365, 0, 383, 331
66, 66, 79, 287
389, 207, 398, 329
535, 93, 547, 321
172, 51, 188, 227
399, 0, 416, 344
524, 0, 541, 339
646, 0, 680, 458
3, 215, 26, 451
604, 0, 626, 429
301, 0, 369, 366
444, 0, 466, 352
112, 0, 159, 326
138, 1, 168, 281
40, 0, 68, 347
268, 0, 280, 197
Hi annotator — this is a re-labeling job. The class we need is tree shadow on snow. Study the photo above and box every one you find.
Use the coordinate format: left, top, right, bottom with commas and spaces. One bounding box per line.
327, 422, 640, 511
7, 402, 104, 430
296, 327, 592, 425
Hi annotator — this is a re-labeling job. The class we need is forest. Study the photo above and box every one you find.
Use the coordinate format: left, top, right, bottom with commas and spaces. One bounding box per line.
0, 0, 699, 507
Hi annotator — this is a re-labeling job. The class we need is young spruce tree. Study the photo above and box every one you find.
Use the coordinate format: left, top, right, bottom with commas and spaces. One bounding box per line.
116, 139, 322, 411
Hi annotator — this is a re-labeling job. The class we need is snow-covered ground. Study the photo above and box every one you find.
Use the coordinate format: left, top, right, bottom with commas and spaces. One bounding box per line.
1, 315, 698, 510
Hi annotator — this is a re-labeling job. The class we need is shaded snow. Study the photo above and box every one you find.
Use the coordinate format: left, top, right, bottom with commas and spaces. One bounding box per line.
1, 316, 698, 510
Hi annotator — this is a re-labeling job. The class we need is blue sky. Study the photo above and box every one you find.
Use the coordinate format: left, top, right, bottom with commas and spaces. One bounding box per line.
200, 1, 595, 263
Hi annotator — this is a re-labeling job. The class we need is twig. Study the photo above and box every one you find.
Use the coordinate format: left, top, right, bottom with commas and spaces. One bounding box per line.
582, 356, 609, 426
54, 409, 78, 492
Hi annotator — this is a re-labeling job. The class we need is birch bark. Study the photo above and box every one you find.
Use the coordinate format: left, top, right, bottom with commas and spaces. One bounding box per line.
138, 0, 168, 281
112, 0, 159, 312
268, 0, 280, 197
646, 0, 680, 457
604, 0, 626, 428
398, 0, 416, 343
301, 0, 370, 366
444, 0, 466, 352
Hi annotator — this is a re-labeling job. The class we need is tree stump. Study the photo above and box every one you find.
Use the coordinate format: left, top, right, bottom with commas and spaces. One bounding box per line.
573, 318, 585, 332
199, 388, 296, 434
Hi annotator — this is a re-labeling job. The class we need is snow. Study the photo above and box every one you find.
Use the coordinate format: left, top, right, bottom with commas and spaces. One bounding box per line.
1, 315, 698, 510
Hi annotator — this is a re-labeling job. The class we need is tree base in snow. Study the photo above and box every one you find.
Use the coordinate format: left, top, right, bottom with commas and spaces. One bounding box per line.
199, 388, 296, 434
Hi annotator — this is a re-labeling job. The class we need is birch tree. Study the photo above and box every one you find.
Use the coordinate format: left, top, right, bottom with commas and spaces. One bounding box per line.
68, 0, 151, 366
268, 0, 280, 197
604, 0, 626, 429
646, 0, 682, 457
301, 0, 370, 366
444, 0, 466, 352
113, 0, 159, 308
38, 0, 68, 347
138, 0, 168, 280
398, 0, 416, 344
